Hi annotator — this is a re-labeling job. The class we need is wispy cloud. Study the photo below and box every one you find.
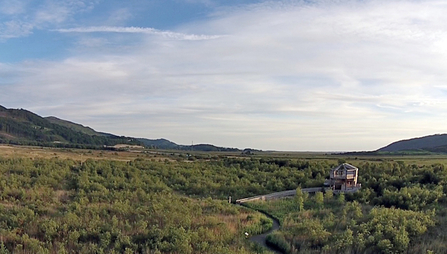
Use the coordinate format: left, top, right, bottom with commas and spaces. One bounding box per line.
0, 0, 26, 15
56, 26, 222, 40
0, 20, 34, 39
0, 0, 97, 40
3, 0, 447, 150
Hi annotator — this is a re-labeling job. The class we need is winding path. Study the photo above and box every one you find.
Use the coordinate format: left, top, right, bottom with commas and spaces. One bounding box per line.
235, 188, 326, 253
249, 211, 281, 254
237, 203, 282, 253
235, 189, 313, 253
237, 186, 361, 252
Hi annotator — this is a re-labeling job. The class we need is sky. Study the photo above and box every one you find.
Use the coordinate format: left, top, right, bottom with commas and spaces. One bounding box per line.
1, 0, 447, 151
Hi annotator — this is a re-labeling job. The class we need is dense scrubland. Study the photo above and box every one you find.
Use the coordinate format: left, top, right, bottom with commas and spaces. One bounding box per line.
0, 156, 277, 253
0, 148, 447, 253
247, 161, 447, 253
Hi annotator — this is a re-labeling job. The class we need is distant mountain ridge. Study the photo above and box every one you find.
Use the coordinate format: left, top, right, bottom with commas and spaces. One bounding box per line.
137, 138, 241, 152
137, 138, 179, 149
0, 105, 245, 152
0, 105, 139, 148
378, 134, 447, 153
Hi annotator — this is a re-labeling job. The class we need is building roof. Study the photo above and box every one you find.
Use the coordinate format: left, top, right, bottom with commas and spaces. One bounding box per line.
332, 163, 358, 171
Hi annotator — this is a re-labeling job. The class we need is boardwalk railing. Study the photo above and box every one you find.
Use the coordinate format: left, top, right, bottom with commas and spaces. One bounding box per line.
236, 187, 324, 204
236, 185, 362, 203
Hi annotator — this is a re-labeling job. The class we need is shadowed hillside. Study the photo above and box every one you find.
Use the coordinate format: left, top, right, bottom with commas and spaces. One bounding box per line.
138, 138, 241, 152
0, 105, 247, 152
0, 105, 140, 148
378, 134, 447, 153
45, 116, 103, 136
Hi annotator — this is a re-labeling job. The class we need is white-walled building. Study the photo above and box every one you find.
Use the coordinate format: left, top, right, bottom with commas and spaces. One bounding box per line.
324, 163, 361, 192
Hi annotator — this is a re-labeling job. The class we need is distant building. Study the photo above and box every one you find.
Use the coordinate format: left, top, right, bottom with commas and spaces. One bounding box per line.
324, 163, 361, 192
236, 162, 362, 204
241, 149, 254, 155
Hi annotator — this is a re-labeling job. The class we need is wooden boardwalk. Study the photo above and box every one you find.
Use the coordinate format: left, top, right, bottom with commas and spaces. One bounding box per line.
236, 187, 324, 204
236, 185, 361, 203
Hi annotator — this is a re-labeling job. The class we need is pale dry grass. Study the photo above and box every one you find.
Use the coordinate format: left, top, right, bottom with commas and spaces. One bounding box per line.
0, 201, 17, 208
0, 145, 168, 162
215, 212, 256, 234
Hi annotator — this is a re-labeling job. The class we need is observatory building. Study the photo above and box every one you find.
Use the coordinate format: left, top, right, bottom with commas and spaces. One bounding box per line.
324, 163, 361, 192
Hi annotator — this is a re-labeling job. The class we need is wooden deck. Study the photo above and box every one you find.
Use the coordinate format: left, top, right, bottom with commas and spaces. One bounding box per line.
236, 187, 324, 203
235, 185, 360, 203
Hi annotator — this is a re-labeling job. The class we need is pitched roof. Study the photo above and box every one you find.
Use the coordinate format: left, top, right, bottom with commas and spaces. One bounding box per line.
332, 163, 358, 171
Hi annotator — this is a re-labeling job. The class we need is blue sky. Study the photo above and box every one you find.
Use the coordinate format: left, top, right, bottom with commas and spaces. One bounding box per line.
1, 0, 447, 151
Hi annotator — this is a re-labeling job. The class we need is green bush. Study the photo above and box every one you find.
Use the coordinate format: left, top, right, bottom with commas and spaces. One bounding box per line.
266, 232, 291, 254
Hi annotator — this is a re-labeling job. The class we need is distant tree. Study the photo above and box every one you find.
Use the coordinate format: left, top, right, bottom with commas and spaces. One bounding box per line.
315, 192, 324, 208
296, 186, 303, 199
325, 190, 333, 201
335, 228, 353, 253
0, 242, 9, 254
337, 193, 345, 204
338, 159, 346, 164
297, 196, 304, 211
303, 192, 309, 201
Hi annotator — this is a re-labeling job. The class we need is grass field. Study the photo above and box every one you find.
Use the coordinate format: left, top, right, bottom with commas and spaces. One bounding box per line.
0, 145, 160, 162
2, 144, 447, 166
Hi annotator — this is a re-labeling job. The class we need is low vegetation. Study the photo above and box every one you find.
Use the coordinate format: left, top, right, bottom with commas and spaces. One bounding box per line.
0, 147, 447, 253
0, 157, 274, 253
246, 161, 447, 253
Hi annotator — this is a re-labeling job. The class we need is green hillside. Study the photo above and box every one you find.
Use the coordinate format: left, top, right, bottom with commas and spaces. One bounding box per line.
137, 138, 180, 149
45, 116, 104, 136
378, 134, 447, 153
0, 105, 140, 148
0, 105, 249, 152
138, 138, 242, 152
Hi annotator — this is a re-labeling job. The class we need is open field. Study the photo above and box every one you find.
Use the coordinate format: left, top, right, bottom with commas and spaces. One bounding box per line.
255, 150, 447, 166
2, 144, 447, 165
0, 145, 162, 162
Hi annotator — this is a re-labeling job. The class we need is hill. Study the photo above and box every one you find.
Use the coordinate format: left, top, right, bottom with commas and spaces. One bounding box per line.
185, 144, 240, 152
138, 138, 241, 152
378, 134, 447, 153
45, 116, 104, 136
0, 105, 140, 148
138, 138, 180, 149
0, 105, 246, 152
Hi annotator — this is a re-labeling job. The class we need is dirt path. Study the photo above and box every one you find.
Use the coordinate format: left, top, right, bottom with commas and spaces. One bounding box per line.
249, 212, 282, 253
237, 203, 282, 253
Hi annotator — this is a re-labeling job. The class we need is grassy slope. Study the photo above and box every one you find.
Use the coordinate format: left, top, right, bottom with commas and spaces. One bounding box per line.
0, 106, 140, 147
379, 134, 447, 152
45, 116, 103, 136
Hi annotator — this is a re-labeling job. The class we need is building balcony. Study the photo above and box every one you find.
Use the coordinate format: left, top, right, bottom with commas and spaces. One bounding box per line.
330, 173, 357, 180
325, 183, 361, 193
